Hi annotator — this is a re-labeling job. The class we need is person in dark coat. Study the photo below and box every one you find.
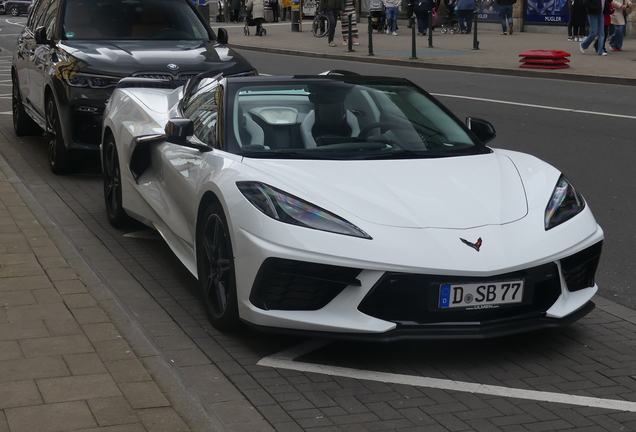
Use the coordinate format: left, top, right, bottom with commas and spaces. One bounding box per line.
230, 0, 241, 22
567, 0, 587, 40
496, 0, 516, 35
414, 0, 435, 35
319, 0, 346, 46
579, 0, 608, 55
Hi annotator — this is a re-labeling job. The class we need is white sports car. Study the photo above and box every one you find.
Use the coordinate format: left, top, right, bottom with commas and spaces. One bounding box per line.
101, 71, 603, 340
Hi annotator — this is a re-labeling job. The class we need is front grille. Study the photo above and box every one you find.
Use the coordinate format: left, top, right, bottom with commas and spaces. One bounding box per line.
561, 241, 602, 292
358, 263, 562, 324
132, 72, 200, 83
249, 258, 362, 311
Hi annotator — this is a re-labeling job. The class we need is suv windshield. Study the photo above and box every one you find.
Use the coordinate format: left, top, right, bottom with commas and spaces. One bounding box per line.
63, 0, 210, 40
221, 79, 485, 160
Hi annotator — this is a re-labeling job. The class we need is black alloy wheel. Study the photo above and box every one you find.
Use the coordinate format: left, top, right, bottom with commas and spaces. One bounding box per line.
197, 202, 239, 330
12, 75, 42, 136
10, 5, 19, 16
46, 96, 71, 174
102, 136, 132, 228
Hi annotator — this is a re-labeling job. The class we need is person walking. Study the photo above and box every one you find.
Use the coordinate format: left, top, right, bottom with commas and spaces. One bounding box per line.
454, 0, 475, 33
230, 0, 241, 22
270, 0, 280, 21
383, 0, 401, 35
609, 0, 632, 50
319, 0, 345, 46
496, 0, 516, 34
281, 0, 292, 19
413, 0, 435, 35
594, 0, 613, 54
579, 0, 607, 55
567, 0, 587, 40
342, 0, 359, 44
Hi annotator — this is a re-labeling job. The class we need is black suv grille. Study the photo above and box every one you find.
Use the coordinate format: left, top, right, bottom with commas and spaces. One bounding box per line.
358, 263, 562, 324
249, 258, 362, 311
133, 73, 200, 83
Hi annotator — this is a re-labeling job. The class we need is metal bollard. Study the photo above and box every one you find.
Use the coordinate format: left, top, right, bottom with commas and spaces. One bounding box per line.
410, 14, 417, 59
368, 14, 374, 56
347, 13, 354, 52
472, 8, 479, 50
427, 10, 433, 48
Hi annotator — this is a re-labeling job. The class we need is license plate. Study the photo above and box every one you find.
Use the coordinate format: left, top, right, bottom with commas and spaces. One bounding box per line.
439, 280, 524, 310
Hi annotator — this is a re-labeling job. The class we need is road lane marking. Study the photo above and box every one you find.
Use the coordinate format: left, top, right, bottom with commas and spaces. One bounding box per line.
258, 339, 636, 413
431, 93, 636, 120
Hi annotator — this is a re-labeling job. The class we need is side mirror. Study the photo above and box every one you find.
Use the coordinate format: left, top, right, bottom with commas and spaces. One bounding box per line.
466, 117, 496, 144
217, 28, 229, 45
165, 118, 212, 152
34, 26, 50, 44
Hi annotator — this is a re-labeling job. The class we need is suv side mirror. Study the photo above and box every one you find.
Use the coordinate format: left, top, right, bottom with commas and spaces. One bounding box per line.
216, 28, 229, 45
34, 26, 50, 44
466, 117, 496, 144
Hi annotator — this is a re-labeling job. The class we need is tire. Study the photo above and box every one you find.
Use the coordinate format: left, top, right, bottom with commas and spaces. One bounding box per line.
102, 135, 133, 228
13, 75, 42, 137
197, 202, 240, 331
312, 14, 329, 37
46, 96, 71, 175
244, 26, 249, 35
261, 28, 266, 35
10, 5, 19, 16
440, 25, 448, 34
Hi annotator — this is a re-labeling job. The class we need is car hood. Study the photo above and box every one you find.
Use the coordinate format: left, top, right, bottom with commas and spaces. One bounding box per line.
241, 153, 529, 229
59, 39, 253, 77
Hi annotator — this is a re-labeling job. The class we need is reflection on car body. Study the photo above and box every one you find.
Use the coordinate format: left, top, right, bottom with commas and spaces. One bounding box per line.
101, 71, 604, 341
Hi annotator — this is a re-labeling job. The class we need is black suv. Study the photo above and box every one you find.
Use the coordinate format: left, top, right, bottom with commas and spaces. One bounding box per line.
2, 0, 33, 16
12, 0, 256, 174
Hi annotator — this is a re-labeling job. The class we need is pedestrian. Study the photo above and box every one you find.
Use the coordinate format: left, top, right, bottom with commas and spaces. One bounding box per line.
454, 0, 475, 33
414, 0, 435, 35
246, 0, 266, 35
281, 0, 292, 20
579, 0, 607, 55
496, 0, 516, 35
593, 0, 613, 54
319, 0, 345, 46
609, 0, 632, 50
567, 0, 587, 40
230, 0, 241, 22
270, 0, 280, 21
383, 0, 401, 35
341, 0, 360, 44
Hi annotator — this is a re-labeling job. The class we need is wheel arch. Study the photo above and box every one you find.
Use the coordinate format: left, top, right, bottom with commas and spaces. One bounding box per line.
195, 191, 224, 275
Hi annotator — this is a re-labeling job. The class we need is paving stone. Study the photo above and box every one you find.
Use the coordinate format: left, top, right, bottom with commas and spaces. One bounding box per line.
5, 401, 97, 432
37, 373, 121, 402
119, 381, 171, 409
20, 334, 94, 357
0, 320, 49, 341
5, 302, 74, 322
0, 275, 53, 291
164, 347, 211, 366
93, 339, 137, 362
54, 279, 89, 294
64, 352, 109, 375
87, 396, 139, 426
209, 399, 266, 424
0, 356, 69, 382
0, 380, 42, 408
72, 306, 110, 324
62, 292, 97, 308
43, 317, 84, 336
105, 358, 152, 383
82, 322, 121, 342
136, 407, 191, 432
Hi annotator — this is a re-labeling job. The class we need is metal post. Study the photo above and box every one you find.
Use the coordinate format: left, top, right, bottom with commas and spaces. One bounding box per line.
427, 10, 433, 47
472, 7, 479, 49
410, 13, 417, 59
347, 13, 354, 51
368, 14, 374, 56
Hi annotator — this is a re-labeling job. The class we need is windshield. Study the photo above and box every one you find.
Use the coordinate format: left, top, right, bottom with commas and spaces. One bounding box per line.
225, 80, 485, 160
63, 0, 210, 40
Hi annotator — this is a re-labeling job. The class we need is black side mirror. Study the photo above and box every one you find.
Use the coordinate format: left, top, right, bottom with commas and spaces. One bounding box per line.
34, 26, 50, 44
466, 117, 496, 144
165, 118, 212, 152
217, 28, 229, 45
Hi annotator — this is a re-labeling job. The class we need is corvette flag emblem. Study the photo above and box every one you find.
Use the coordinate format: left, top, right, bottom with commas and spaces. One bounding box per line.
460, 237, 483, 252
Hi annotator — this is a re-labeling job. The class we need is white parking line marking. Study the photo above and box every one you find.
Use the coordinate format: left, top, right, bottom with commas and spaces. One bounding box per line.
431, 93, 636, 120
258, 339, 636, 413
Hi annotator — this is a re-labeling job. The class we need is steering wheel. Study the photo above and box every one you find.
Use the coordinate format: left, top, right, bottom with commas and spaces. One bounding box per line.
357, 121, 412, 138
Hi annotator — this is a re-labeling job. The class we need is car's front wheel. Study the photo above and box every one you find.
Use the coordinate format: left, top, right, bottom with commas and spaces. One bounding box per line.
13, 75, 42, 136
102, 135, 133, 228
197, 202, 240, 330
10, 5, 19, 16
46, 96, 70, 174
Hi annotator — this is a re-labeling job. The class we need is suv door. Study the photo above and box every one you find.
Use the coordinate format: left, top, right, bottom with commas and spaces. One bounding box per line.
28, 0, 59, 119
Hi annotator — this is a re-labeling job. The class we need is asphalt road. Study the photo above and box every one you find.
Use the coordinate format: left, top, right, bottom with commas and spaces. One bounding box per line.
2, 15, 636, 431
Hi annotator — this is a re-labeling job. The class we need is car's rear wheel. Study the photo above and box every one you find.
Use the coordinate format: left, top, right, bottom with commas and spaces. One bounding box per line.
10, 5, 19, 16
102, 135, 133, 228
197, 202, 240, 330
13, 75, 42, 137
46, 96, 71, 175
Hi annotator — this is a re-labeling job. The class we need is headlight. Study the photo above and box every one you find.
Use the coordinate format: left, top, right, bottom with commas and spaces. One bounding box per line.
237, 181, 371, 239
65, 73, 120, 88
545, 175, 585, 230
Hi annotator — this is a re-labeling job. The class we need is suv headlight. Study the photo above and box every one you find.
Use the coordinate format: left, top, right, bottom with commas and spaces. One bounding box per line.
65, 73, 120, 89
545, 175, 585, 230
237, 181, 371, 239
